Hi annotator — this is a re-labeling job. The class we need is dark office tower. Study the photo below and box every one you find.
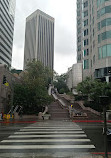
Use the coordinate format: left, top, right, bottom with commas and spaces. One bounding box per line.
77, 0, 111, 82
24, 9, 54, 70
0, 0, 16, 67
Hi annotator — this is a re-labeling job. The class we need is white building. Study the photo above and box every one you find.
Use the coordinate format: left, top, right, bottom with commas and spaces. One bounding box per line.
0, 0, 16, 67
67, 63, 83, 94
24, 9, 54, 70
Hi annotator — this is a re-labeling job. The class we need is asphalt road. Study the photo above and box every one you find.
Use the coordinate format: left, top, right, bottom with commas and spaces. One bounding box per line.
0, 120, 110, 158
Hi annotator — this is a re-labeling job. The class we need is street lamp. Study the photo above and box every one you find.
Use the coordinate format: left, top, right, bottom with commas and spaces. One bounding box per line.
99, 96, 109, 158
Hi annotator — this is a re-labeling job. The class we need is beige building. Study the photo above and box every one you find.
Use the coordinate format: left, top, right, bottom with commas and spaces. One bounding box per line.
77, 0, 111, 82
24, 10, 54, 70
0, 64, 21, 113
66, 63, 83, 94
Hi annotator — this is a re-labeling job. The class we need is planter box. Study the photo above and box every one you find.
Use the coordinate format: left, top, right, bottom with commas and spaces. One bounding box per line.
43, 114, 51, 120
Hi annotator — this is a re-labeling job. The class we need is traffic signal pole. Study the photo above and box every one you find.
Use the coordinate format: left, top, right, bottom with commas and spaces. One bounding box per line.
103, 105, 108, 158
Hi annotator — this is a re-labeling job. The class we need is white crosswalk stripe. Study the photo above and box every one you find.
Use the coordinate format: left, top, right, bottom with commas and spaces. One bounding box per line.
14, 131, 85, 134
1, 139, 91, 143
0, 145, 95, 149
20, 128, 82, 131
9, 134, 87, 138
0, 122, 95, 151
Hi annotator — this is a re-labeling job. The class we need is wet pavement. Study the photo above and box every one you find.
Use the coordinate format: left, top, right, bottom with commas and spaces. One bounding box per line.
0, 119, 110, 158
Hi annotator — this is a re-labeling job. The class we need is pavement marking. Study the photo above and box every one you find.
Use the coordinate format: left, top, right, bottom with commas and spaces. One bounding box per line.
20, 128, 82, 131
0, 144, 95, 149
1, 139, 91, 143
9, 134, 87, 138
24, 126, 81, 129
14, 131, 85, 134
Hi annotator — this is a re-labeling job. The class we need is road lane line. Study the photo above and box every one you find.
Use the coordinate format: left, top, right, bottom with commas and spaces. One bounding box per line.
9, 134, 87, 138
1, 139, 91, 143
0, 145, 95, 149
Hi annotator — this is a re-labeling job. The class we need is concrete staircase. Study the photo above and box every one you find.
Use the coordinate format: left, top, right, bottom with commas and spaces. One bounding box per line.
48, 101, 70, 120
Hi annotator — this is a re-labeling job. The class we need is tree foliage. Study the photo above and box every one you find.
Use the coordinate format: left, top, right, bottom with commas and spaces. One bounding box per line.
77, 77, 111, 111
53, 73, 69, 94
13, 61, 53, 114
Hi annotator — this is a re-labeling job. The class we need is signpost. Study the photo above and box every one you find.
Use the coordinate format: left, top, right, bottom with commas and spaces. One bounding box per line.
99, 96, 109, 158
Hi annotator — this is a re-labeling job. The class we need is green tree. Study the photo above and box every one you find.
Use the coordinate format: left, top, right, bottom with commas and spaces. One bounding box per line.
77, 77, 111, 111
13, 61, 53, 114
53, 73, 69, 94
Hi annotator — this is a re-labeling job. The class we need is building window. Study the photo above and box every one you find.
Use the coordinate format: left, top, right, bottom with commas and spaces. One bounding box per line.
78, 36, 81, 43
101, 18, 111, 29
78, 45, 81, 51
78, 54, 81, 61
98, 22, 101, 31
98, 44, 111, 59
77, 11, 80, 17
93, 40, 95, 48
84, 1, 88, 8
102, 45, 107, 58
77, 19, 81, 25
84, 19, 88, 26
84, 39, 88, 46
97, 5, 111, 19
84, 49, 89, 56
92, 17, 94, 25
98, 47, 102, 59
107, 44, 111, 56
97, 0, 109, 8
98, 30, 111, 43
84, 29, 88, 36
83, 59, 89, 69
77, 2, 80, 9
77, 27, 81, 34
84, 10, 88, 17
91, 59, 92, 67
93, 55, 95, 64
98, 34, 101, 43
90, 34, 92, 42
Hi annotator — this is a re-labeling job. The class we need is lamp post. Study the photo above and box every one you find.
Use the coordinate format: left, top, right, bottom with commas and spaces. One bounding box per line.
99, 96, 109, 158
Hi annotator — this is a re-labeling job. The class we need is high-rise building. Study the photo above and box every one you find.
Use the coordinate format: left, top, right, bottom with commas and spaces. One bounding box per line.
77, 0, 111, 82
0, 0, 16, 67
24, 9, 54, 70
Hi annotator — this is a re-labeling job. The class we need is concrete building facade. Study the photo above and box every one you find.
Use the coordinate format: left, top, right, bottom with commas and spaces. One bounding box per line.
66, 63, 83, 94
77, 0, 111, 82
0, 64, 21, 113
0, 0, 16, 67
24, 9, 54, 70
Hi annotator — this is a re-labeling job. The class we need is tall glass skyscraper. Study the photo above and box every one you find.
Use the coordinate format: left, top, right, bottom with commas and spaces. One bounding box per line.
0, 0, 16, 67
24, 10, 54, 70
77, 0, 111, 82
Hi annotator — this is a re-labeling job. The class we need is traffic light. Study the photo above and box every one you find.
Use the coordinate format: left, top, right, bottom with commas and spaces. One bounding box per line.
3, 75, 6, 84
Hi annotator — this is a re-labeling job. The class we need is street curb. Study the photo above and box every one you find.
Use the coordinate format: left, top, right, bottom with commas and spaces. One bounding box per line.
72, 120, 111, 123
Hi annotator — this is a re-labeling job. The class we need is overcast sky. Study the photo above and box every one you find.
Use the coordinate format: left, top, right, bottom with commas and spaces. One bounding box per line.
12, 0, 77, 75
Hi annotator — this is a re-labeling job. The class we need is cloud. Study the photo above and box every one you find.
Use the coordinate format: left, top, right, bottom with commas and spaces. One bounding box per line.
54, 53, 77, 75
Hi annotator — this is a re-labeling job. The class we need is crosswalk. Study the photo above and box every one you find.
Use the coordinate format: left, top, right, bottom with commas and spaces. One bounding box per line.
0, 121, 95, 157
